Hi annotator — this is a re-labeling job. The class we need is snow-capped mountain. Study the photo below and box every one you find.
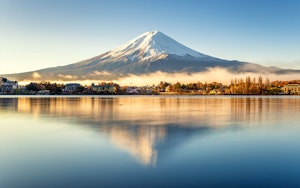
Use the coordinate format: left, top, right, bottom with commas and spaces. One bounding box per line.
4, 30, 300, 81
71, 30, 218, 70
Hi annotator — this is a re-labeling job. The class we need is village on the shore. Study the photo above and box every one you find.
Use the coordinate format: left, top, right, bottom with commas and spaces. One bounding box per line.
0, 76, 300, 95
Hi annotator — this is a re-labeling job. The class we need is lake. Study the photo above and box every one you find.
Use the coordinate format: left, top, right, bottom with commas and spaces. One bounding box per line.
0, 96, 300, 187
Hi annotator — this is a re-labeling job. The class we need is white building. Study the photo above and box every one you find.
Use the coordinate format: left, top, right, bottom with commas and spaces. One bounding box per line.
0, 77, 18, 93
126, 87, 140, 94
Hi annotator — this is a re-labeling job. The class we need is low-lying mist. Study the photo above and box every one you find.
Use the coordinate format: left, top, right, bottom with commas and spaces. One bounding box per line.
19, 67, 300, 86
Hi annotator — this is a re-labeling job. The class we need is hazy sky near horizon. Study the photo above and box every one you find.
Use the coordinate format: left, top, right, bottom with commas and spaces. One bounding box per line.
0, 0, 299, 74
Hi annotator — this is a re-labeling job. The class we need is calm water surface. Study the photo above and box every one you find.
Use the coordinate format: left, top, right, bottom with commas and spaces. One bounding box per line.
0, 96, 300, 187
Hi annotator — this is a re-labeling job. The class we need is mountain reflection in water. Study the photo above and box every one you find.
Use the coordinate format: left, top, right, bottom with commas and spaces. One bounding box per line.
1, 96, 299, 166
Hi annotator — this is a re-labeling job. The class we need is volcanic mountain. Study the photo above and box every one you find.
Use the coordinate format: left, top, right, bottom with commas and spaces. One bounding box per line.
5, 30, 300, 81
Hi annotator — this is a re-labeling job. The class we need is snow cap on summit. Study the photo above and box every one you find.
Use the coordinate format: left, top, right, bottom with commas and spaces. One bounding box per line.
147, 30, 159, 35
106, 30, 209, 61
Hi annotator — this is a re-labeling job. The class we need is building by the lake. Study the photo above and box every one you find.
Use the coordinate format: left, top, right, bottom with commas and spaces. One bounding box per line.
91, 83, 117, 94
64, 83, 81, 93
281, 84, 300, 95
0, 77, 18, 93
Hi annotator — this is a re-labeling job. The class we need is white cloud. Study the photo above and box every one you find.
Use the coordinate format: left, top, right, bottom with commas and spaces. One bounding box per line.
32, 72, 41, 79
58, 74, 78, 80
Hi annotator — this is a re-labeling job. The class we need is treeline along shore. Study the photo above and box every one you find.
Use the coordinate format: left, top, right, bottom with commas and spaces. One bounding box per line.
0, 76, 300, 95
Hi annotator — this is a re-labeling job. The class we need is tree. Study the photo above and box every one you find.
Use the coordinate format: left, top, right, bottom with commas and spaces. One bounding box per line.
1, 77, 7, 82
174, 82, 182, 92
159, 81, 170, 91
26, 82, 42, 91
265, 78, 270, 90
258, 76, 263, 94
245, 76, 251, 94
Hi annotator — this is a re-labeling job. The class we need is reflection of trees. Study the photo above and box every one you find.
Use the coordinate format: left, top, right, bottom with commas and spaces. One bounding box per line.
230, 97, 263, 125
229, 97, 300, 126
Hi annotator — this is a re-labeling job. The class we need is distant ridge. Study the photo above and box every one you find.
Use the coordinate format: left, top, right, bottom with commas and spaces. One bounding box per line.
4, 30, 300, 81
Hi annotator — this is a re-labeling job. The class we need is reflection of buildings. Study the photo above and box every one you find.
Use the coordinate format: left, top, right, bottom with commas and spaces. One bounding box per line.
0, 77, 18, 93
1, 96, 300, 165
0, 98, 18, 111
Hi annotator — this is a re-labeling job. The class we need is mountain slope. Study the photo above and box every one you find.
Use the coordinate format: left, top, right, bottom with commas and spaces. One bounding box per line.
4, 31, 300, 81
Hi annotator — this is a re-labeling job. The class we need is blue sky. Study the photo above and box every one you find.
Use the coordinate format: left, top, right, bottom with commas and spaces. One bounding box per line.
1, 0, 299, 74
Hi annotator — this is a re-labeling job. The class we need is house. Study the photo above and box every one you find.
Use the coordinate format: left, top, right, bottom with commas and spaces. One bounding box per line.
142, 86, 155, 94
126, 87, 140, 94
64, 83, 81, 93
91, 83, 117, 93
281, 84, 300, 94
0, 77, 18, 93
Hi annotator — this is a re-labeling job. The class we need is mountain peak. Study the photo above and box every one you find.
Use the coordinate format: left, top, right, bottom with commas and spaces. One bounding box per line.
105, 31, 209, 62
144, 30, 160, 35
